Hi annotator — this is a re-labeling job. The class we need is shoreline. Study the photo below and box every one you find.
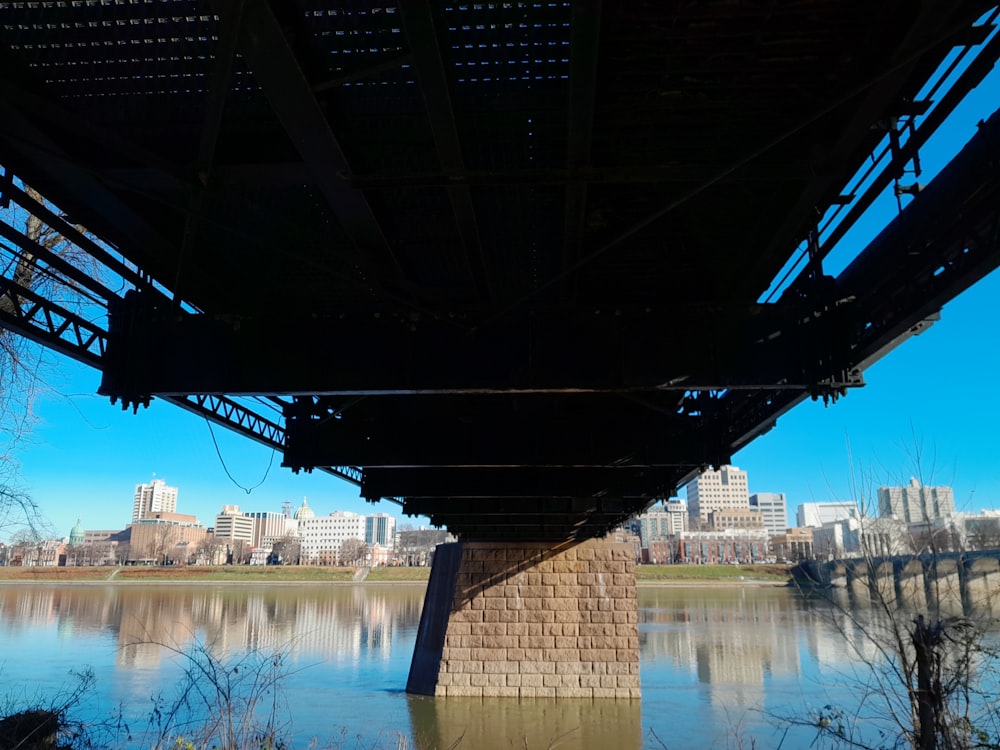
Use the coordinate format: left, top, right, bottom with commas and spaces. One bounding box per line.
0, 576, 792, 588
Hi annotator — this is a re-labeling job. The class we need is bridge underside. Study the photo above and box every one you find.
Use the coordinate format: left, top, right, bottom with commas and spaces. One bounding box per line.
2, 2, 1000, 540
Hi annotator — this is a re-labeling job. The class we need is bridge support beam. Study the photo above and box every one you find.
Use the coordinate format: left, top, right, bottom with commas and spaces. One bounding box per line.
407, 539, 640, 698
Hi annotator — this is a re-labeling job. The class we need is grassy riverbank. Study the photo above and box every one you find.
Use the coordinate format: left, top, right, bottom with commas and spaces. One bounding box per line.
0, 563, 789, 584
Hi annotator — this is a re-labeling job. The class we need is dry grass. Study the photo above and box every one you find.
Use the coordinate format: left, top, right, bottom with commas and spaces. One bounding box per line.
365, 566, 431, 582
634, 563, 792, 583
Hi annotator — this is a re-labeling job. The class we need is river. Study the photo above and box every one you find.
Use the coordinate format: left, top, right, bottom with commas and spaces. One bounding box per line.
0, 583, 945, 749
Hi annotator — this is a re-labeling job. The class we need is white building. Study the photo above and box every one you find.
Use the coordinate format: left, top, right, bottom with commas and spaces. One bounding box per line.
132, 478, 178, 523
213, 505, 255, 545
877, 478, 955, 523
796, 501, 859, 528
365, 513, 396, 548
686, 465, 749, 525
299, 511, 366, 564
749, 493, 788, 536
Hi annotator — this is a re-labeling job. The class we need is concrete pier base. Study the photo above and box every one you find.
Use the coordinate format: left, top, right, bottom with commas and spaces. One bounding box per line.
407, 539, 640, 698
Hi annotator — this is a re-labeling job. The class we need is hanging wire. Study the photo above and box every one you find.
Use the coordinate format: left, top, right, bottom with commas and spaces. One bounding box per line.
205, 417, 275, 494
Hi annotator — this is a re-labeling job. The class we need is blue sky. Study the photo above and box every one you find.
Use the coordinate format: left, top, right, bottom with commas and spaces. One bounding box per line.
9, 43, 1000, 540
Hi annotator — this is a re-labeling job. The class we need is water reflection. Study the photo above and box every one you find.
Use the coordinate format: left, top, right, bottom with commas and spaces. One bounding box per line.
0, 584, 424, 666
0, 583, 949, 749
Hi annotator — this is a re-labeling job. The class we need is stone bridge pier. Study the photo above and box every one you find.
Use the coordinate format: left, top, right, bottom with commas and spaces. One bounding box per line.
407, 539, 640, 698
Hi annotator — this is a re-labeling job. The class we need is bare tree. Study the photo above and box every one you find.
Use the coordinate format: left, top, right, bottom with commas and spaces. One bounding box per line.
269, 533, 301, 565
791, 443, 1000, 750
339, 537, 367, 566
0, 183, 101, 541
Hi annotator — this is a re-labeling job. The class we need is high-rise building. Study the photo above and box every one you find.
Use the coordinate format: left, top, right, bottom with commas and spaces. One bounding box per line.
796, 501, 859, 528
749, 492, 789, 536
213, 505, 255, 545
132, 478, 178, 523
878, 478, 955, 523
686, 465, 749, 525
365, 513, 396, 548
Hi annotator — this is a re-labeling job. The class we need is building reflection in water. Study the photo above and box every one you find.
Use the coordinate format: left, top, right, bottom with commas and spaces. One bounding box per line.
0, 584, 425, 669
0, 582, 917, 748
639, 586, 808, 721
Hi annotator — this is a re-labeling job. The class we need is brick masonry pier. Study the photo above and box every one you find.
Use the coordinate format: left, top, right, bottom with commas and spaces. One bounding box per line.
406, 539, 640, 698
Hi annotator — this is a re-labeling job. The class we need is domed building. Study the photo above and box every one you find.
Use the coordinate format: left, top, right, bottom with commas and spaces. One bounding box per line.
69, 519, 85, 546
293, 498, 315, 521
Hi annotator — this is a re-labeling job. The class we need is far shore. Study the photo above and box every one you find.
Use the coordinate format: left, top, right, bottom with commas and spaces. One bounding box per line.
0, 563, 793, 587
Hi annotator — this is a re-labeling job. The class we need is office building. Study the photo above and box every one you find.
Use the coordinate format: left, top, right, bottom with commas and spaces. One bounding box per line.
878, 478, 955, 523
132, 478, 178, 523
299, 511, 366, 564
213, 505, 255, 545
686, 465, 749, 525
749, 492, 789, 536
365, 513, 396, 548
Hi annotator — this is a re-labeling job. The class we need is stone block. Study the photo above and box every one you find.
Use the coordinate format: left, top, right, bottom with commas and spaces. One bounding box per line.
447, 685, 484, 697
520, 673, 543, 687
483, 635, 518, 649
616, 674, 641, 688
560, 687, 594, 698
580, 674, 602, 688
483, 609, 501, 623
521, 661, 556, 674
555, 636, 578, 649
446, 647, 470, 662
553, 585, 589, 599
522, 610, 555, 623
519, 687, 537, 698
471, 648, 507, 662
541, 598, 576, 612
543, 648, 581, 662
535, 687, 556, 698
521, 635, 554, 649
470, 622, 506, 636
483, 686, 521, 698
607, 661, 633, 675
470, 674, 490, 687
555, 661, 593, 675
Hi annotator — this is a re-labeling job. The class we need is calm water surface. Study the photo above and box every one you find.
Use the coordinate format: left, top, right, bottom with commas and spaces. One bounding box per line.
0, 583, 887, 749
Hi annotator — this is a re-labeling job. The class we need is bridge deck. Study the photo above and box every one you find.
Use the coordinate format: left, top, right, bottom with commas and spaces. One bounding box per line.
1, 1, 999, 539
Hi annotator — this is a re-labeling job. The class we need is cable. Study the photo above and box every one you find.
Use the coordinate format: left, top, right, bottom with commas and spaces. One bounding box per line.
205, 417, 275, 494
